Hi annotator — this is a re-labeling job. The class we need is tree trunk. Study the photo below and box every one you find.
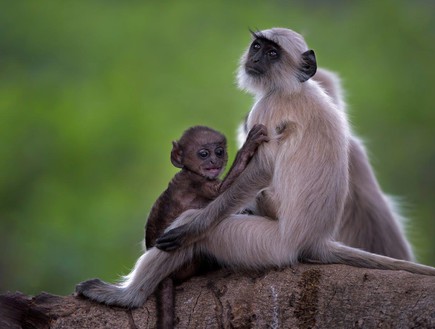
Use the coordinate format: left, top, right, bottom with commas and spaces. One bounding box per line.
1, 264, 434, 329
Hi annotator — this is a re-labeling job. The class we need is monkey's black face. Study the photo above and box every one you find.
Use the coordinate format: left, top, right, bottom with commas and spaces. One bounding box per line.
245, 37, 281, 77
184, 142, 228, 180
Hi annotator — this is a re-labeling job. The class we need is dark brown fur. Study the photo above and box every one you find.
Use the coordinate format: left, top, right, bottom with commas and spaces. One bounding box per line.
145, 125, 267, 328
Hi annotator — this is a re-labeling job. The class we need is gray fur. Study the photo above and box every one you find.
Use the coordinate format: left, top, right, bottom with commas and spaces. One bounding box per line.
312, 68, 414, 261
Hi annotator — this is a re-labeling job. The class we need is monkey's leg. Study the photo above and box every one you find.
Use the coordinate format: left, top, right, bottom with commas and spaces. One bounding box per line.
76, 215, 294, 308
156, 278, 175, 329
76, 247, 194, 308
199, 215, 298, 269
200, 215, 435, 276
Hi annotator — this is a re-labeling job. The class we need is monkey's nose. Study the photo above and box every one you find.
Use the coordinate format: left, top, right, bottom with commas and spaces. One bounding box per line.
252, 53, 262, 63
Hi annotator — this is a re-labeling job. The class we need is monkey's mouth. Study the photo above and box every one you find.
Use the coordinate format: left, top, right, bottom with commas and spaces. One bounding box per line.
245, 65, 264, 76
204, 167, 222, 178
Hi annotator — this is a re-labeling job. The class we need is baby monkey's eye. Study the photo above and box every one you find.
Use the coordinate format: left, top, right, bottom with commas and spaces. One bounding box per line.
197, 150, 209, 159
215, 147, 225, 158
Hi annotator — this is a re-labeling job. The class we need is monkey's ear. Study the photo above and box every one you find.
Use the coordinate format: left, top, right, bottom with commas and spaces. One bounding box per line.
170, 141, 184, 168
298, 50, 317, 82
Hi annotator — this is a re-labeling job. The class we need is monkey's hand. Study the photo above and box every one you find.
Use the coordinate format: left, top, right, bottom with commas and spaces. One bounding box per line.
241, 124, 269, 160
155, 225, 190, 251
156, 209, 204, 251
218, 123, 269, 193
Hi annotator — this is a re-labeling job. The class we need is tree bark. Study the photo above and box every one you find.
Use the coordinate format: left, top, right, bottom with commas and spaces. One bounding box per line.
1, 264, 434, 329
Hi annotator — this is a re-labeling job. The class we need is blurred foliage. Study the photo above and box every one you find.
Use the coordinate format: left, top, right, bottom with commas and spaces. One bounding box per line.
0, 0, 434, 295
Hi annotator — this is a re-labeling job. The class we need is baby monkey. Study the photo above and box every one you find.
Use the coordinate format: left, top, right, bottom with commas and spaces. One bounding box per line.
145, 124, 268, 329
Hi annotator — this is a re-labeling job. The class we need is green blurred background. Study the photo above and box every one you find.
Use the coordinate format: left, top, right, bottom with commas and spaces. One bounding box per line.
1, 0, 434, 296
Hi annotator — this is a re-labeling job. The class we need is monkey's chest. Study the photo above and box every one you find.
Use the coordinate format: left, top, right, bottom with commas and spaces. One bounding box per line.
174, 189, 215, 212
247, 102, 296, 141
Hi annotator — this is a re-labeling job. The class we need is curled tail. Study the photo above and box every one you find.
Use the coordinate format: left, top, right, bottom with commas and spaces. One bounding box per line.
325, 241, 435, 276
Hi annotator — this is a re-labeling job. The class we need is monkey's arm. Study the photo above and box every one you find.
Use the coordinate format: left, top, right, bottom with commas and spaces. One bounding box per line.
156, 148, 273, 251
219, 124, 268, 192
145, 186, 181, 249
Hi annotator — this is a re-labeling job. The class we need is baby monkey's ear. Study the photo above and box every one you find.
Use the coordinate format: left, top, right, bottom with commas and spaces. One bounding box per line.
170, 141, 184, 168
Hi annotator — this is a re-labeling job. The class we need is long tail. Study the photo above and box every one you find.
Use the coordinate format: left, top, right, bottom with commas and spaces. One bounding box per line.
325, 241, 435, 276
76, 247, 193, 308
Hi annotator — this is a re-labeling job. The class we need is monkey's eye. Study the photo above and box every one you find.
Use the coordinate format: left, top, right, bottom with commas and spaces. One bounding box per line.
252, 42, 261, 51
197, 149, 210, 159
215, 147, 225, 158
268, 50, 278, 58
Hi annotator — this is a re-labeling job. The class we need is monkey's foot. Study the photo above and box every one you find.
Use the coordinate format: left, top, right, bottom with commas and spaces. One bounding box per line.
75, 278, 105, 296
75, 278, 144, 309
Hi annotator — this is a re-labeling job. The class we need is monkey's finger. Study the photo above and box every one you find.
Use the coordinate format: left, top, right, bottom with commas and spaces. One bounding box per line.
252, 126, 269, 138
155, 234, 178, 245
257, 134, 270, 143
247, 132, 269, 145
251, 123, 268, 133
155, 242, 181, 252
256, 123, 268, 131
155, 234, 182, 245
155, 236, 182, 251
252, 133, 270, 145
156, 230, 185, 251
248, 125, 264, 137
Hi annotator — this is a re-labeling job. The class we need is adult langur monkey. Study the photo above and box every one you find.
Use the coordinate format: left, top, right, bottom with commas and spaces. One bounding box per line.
236, 67, 414, 261
76, 28, 435, 308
